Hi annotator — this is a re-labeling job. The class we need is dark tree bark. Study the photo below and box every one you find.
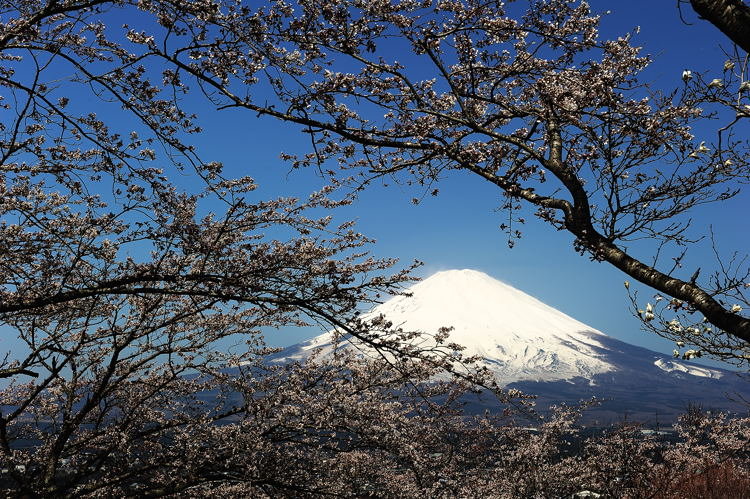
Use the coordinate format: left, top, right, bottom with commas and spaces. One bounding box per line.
690, 0, 750, 52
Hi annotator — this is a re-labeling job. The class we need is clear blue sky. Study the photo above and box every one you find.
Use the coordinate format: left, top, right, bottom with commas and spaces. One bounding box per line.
177, 1, 749, 368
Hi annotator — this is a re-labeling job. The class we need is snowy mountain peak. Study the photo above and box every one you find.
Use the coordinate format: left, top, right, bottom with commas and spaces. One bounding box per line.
394, 269, 606, 344
276, 269, 616, 383
269, 269, 741, 421
378, 269, 613, 381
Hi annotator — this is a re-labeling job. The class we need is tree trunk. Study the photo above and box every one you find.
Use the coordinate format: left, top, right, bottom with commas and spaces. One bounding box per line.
690, 0, 750, 53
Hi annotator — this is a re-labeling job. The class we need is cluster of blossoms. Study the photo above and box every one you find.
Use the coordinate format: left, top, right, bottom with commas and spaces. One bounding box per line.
3, 353, 750, 497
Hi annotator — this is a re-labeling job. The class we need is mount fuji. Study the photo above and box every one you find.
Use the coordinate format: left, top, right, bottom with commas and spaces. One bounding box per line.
271, 269, 749, 423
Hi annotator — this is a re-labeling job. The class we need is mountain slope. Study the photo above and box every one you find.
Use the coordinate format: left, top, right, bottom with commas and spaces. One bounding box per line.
271, 269, 747, 421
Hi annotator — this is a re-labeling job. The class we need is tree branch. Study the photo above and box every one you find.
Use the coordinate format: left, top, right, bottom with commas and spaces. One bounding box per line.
690, 0, 750, 53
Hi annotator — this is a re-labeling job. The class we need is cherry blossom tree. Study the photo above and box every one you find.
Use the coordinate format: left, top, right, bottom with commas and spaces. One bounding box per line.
4, 0, 750, 495
0, 0, 501, 494
112, 0, 749, 362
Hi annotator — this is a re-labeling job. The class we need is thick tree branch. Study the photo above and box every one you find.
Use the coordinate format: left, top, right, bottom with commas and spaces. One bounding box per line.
0, 367, 38, 378
690, 0, 750, 53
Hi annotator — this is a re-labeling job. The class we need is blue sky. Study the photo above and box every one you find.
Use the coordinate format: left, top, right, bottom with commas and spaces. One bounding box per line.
178, 1, 750, 368
4, 0, 742, 369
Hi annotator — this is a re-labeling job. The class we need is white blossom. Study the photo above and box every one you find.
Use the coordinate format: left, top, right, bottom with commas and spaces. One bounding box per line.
689, 141, 710, 158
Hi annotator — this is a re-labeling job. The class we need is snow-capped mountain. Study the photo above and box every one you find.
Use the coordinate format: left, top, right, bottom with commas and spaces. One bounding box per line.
271, 269, 748, 422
